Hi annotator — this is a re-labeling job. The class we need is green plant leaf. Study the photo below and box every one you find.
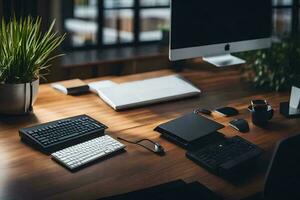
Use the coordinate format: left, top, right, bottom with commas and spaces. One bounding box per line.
236, 37, 300, 91
0, 16, 65, 84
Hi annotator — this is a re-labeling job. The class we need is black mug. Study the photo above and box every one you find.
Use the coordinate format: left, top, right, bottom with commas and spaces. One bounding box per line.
248, 100, 274, 127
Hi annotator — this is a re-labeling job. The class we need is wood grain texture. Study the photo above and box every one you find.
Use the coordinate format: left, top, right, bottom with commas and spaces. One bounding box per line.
0, 69, 297, 200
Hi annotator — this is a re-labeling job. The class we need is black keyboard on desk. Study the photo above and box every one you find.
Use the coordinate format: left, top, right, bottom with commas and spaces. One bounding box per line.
186, 136, 263, 178
19, 115, 108, 154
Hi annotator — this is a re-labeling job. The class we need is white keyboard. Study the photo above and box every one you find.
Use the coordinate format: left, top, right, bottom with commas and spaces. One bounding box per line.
51, 135, 126, 170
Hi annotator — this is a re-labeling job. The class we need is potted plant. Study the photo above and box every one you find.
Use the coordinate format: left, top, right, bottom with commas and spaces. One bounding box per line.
237, 37, 300, 91
0, 17, 65, 115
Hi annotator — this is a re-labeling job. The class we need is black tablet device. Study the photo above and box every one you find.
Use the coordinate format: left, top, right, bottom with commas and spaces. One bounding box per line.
154, 113, 225, 148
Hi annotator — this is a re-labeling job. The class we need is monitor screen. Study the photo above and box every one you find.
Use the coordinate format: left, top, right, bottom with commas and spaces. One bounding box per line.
171, 0, 272, 50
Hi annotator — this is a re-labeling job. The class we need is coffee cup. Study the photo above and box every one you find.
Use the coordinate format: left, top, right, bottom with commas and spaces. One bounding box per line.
248, 100, 274, 127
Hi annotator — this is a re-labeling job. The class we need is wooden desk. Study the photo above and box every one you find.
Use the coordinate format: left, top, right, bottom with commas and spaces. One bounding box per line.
0, 69, 297, 200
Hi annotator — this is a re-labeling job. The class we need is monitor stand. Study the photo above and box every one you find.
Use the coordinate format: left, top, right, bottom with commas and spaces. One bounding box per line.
203, 54, 246, 67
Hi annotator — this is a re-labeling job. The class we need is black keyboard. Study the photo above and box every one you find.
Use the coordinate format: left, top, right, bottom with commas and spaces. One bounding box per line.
19, 115, 108, 154
186, 136, 263, 178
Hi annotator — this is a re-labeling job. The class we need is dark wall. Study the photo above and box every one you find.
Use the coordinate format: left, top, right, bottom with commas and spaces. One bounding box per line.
0, 0, 51, 31
0, 1, 3, 17
2, 0, 37, 20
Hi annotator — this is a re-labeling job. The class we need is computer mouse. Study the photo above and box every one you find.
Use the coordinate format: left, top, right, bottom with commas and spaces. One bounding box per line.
229, 119, 250, 133
154, 143, 165, 155
215, 107, 239, 117
194, 108, 212, 115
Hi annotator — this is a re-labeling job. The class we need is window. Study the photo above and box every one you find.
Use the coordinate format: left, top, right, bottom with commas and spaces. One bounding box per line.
62, 0, 300, 50
63, 0, 99, 48
139, 0, 170, 42
102, 0, 134, 45
272, 0, 299, 37
62, 0, 170, 49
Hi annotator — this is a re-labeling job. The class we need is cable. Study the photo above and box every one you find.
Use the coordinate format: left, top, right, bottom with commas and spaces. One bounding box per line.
117, 137, 159, 154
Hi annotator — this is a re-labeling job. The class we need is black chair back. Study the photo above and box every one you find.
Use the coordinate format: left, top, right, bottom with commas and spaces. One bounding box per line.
264, 134, 300, 200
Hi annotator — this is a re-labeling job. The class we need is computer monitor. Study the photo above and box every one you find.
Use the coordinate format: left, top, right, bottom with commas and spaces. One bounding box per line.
170, 0, 272, 67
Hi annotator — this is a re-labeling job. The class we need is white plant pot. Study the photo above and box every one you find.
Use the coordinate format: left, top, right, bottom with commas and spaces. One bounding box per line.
0, 79, 39, 115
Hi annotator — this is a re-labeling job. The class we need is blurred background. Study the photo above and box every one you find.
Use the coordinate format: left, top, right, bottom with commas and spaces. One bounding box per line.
0, 0, 299, 82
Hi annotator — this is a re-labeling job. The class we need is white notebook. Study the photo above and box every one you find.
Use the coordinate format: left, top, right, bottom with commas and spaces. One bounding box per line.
88, 80, 118, 93
90, 75, 201, 110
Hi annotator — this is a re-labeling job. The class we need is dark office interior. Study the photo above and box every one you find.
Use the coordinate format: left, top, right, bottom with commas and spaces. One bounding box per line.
0, 0, 300, 200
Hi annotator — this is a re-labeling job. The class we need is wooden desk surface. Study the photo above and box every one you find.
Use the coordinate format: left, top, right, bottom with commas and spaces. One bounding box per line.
0, 69, 297, 200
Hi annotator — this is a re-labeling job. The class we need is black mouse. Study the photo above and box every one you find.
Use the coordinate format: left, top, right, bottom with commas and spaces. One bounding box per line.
215, 107, 239, 117
194, 108, 212, 115
229, 119, 250, 133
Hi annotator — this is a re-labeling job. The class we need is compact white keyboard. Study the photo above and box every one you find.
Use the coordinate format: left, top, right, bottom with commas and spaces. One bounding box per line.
51, 135, 126, 170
